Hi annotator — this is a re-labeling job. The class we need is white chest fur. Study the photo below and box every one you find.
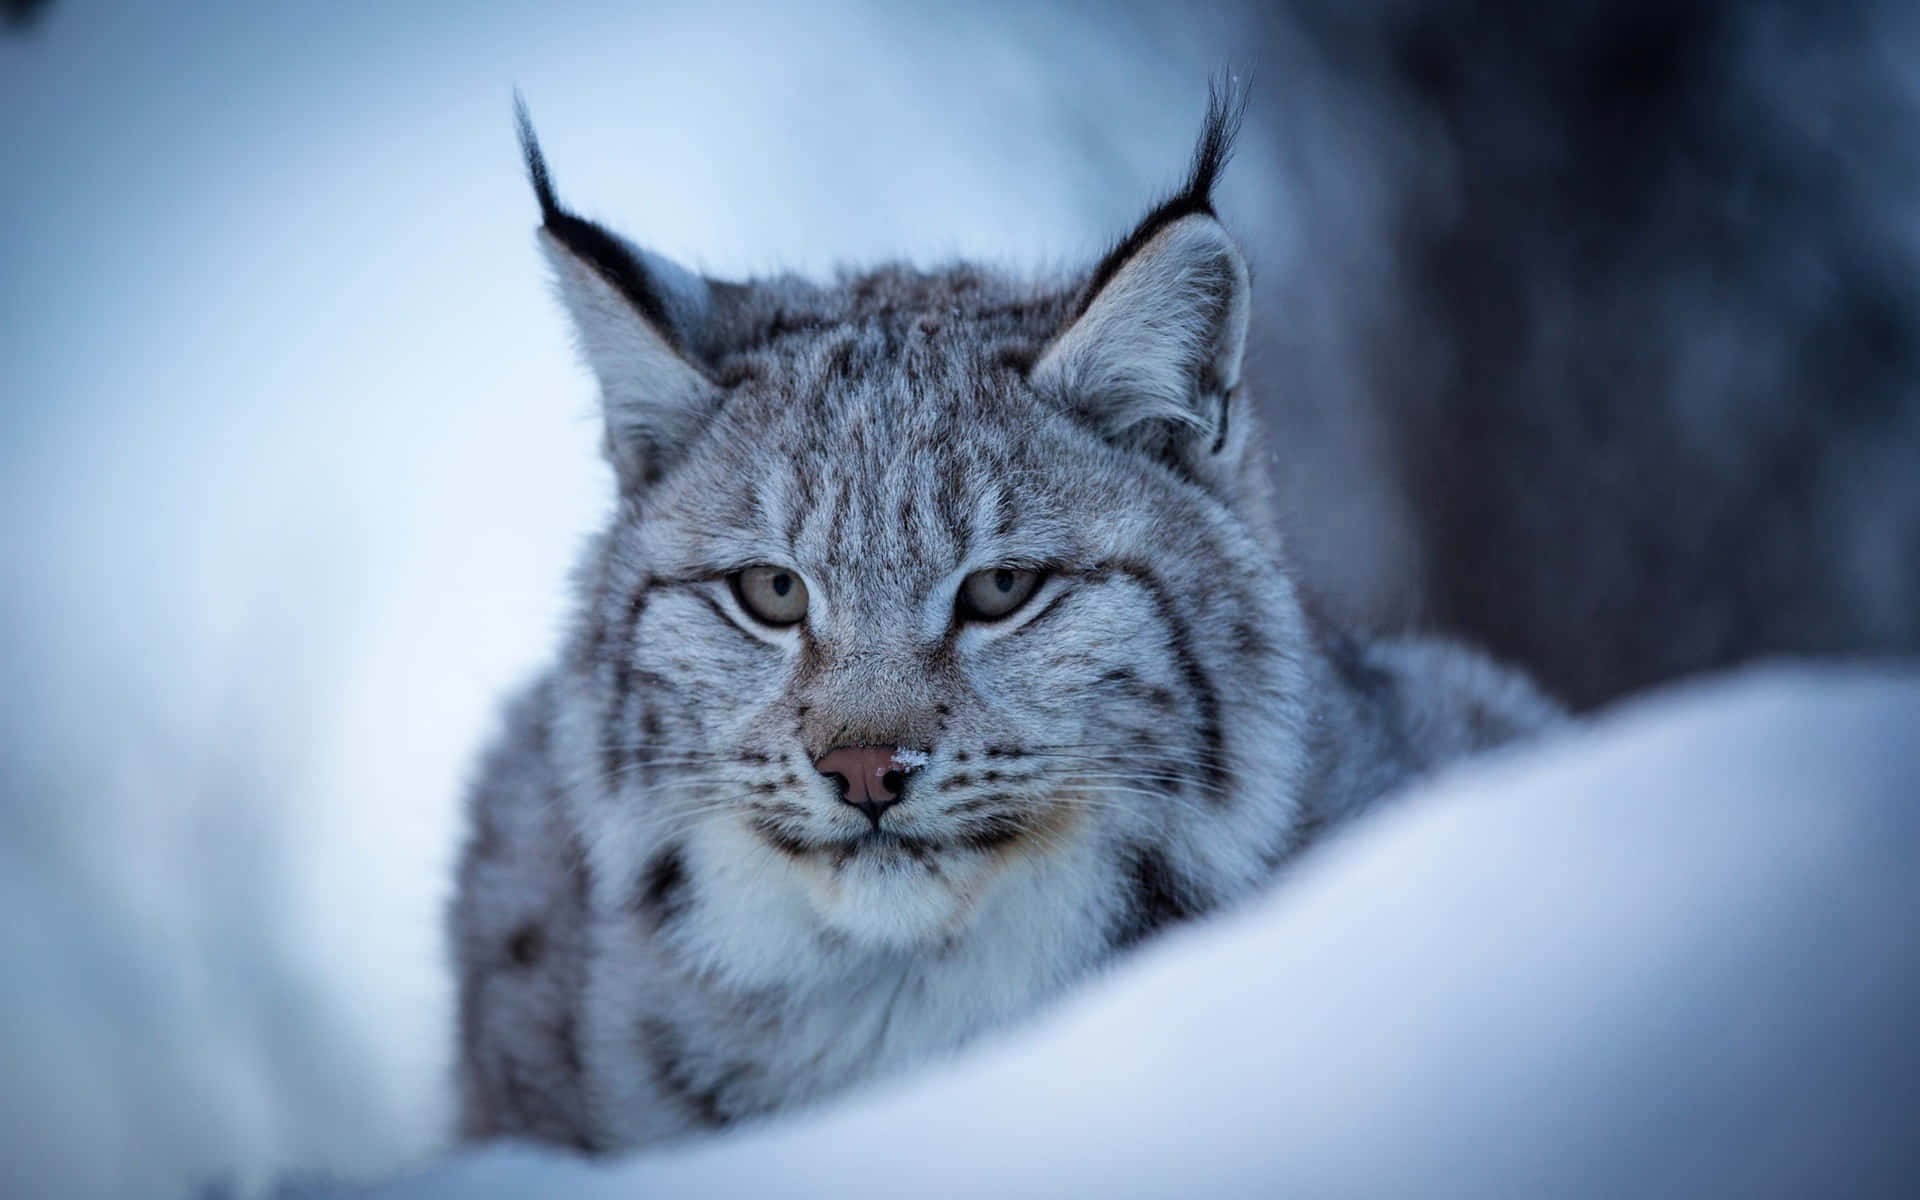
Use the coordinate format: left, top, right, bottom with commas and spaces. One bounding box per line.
577, 812, 1122, 1146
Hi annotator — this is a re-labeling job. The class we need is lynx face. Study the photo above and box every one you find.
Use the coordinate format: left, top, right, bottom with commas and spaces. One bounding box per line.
524, 93, 1314, 953
577, 320, 1301, 950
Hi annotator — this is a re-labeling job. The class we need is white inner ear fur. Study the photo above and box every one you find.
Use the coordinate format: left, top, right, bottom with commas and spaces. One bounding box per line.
538, 229, 717, 485
1033, 213, 1251, 442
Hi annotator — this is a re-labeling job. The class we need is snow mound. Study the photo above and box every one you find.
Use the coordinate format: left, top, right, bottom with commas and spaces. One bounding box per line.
326, 664, 1920, 1198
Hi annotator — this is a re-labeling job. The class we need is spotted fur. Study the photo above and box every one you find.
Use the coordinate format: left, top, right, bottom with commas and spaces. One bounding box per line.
450, 87, 1563, 1153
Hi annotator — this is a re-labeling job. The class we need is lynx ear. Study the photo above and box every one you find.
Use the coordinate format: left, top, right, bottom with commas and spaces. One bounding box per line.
1032, 86, 1250, 470
519, 101, 720, 490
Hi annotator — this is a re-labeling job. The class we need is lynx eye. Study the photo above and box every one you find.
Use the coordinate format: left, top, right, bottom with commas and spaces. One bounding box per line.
730, 565, 810, 626
957, 567, 1043, 622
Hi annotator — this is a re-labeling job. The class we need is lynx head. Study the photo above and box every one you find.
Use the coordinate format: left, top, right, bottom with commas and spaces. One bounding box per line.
530, 88, 1314, 957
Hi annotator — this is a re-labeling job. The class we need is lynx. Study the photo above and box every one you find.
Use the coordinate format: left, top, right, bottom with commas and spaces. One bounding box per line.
450, 88, 1560, 1152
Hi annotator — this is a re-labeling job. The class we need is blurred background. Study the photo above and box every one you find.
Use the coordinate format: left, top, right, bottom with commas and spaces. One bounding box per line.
3, 1, 1915, 1196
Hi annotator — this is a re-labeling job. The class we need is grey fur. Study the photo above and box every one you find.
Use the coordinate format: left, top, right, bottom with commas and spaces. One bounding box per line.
451, 677, 595, 1149
450, 96, 1562, 1152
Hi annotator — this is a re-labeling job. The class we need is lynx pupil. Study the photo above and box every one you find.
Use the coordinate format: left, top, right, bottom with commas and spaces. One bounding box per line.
733, 565, 810, 626
958, 566, 1041, 622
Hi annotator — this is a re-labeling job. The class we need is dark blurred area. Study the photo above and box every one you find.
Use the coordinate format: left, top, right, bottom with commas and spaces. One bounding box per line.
1250, 0, 1920, 709
5, 0, 52, 33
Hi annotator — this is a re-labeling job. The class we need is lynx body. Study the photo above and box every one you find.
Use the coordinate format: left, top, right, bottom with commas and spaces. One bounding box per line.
451, 93, 1560, 1151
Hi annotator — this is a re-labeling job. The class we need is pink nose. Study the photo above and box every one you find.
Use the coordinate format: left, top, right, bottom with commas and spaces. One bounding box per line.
814, 745, 913, 828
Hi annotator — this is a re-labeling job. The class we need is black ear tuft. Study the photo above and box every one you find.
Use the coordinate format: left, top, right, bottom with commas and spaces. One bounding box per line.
514, 92, 563, 224
1182, 72, 1247, 214
1074, 75, 1248, 322
513, 93, 684, 352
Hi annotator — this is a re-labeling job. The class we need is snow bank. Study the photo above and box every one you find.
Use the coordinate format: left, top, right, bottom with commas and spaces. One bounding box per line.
325, 664, 1920, 1198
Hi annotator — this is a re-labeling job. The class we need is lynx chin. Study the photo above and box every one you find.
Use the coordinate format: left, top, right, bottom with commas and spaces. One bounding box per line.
451, 87, 1562, 1152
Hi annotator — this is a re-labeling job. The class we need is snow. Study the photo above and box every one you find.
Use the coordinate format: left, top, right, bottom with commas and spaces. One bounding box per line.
324, 665, 1920, 1199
